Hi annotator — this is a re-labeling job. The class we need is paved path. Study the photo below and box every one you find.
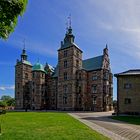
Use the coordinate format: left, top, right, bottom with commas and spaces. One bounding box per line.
68, 112, 140, 140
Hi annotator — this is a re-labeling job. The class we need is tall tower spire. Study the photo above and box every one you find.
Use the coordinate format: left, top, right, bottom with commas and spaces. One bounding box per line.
67, 14, 72, 34
21, 39, 27, 61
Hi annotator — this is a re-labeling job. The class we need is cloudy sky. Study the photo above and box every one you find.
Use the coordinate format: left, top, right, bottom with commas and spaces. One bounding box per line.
1, 0, 140, 99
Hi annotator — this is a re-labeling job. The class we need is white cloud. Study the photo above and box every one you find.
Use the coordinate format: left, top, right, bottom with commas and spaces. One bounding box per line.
80, 0, 140, 60
6, 36, 57, 57
0, 85, 15, 91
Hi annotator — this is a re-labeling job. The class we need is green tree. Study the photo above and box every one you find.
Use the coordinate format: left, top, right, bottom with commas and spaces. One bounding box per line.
0, 101, 6, 107
6, 98, 15, 106
1, 95, 15, 106
1, 95, 11, 101
0, 0, 28, 39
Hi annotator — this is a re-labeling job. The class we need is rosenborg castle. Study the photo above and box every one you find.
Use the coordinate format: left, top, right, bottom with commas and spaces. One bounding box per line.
15, 26, 113, 111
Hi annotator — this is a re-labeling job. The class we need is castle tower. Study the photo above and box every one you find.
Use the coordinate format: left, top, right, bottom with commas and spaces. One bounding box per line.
102, 44, 113, 111
15, 48, 32, 109
57, 25, 83, 110
31, 62, 46, 110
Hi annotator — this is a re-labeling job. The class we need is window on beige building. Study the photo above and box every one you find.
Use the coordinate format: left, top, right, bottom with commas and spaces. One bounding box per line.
124, 83, 132, 89
124, 98, 131, 104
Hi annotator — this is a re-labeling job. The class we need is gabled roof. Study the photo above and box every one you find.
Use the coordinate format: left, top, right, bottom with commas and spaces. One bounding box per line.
114, 69, 140, 77
82, 55, 103, 71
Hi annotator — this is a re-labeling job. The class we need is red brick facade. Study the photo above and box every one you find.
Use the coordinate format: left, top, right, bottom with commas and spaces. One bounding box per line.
15, 27, 113, 111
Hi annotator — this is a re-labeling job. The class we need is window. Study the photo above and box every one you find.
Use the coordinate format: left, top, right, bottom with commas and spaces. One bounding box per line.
79, 97, 81, 104
64, 72, 68, 80
93, 97, 97, 104
92, 85, 97, 93
79, 73, 81, 80
124, 83, 132, 89
79, 86, 81, 93
26, 66, 28, 71
76, 60, 79, 67
64, 60, 67, 68
25, 73, 28, 79
92, 76, 98, 80
76, 50, 79, 57
63, 96, 67, 104
17, 83, 20, 89
104, 72, 109, 80
125, 98, 131, 104
33, 73, 35, 78
63, 85, 68, 93
64, 50, 68, 57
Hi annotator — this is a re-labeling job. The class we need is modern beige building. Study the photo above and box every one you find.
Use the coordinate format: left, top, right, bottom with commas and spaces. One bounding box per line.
15, 26, 113, 111
115, 70, 140, 115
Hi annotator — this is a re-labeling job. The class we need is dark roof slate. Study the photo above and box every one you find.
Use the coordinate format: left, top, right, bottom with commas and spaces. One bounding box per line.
52, 55, 104, 77
82, 55, 103, 71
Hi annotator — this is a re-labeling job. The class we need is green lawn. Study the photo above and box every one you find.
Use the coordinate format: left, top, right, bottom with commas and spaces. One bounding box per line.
111, 116, 140, 125
0, 112, 110, 140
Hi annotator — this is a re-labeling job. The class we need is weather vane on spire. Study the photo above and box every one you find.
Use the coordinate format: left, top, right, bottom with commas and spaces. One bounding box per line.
23, 39, 26, 50
68, 14, 72, 28
65, 14, 72, 34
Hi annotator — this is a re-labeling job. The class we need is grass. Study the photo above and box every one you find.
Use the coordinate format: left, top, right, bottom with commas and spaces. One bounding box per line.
111, 116, 140, 125
0, 112, 110, 140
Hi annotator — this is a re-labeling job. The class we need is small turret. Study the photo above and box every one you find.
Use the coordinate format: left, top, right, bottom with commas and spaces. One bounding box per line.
21, 48, 27, 61
103, 44, 108, 56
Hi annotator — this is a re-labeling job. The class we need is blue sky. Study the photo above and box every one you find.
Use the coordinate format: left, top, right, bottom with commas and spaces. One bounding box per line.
1, 0, 140, 99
